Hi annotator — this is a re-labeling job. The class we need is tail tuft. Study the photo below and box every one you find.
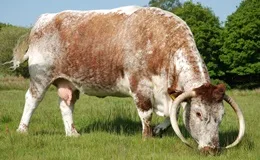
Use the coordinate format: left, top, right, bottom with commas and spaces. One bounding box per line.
10, 32, 30, 70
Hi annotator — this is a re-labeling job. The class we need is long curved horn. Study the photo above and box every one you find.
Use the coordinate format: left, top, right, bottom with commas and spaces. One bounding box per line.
224, 95, 245, 149
169, 91, 196, 147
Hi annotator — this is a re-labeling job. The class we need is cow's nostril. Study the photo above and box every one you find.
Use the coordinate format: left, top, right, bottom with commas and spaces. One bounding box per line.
200, 146, 220, 155
203, 146, 211, 152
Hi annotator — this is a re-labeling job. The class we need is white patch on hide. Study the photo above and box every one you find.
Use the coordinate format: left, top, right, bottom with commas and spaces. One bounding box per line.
115, 72, 132, 96
151, 75, 171, 117
61, 6, 141, 17
173, 49, 208, 91
137, 108, 153, 130
33, 13, 55, 32
137, 78, 153, 98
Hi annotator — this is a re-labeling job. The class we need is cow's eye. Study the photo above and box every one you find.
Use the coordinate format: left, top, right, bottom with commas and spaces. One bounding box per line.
196, 112, 202, 119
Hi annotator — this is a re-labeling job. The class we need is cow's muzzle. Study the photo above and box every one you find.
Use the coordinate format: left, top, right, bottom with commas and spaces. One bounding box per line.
200, 146, 220, 155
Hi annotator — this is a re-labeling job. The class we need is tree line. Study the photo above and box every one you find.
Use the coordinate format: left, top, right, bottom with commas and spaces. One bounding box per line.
0, 0, 259, 88
149, 0, 259, 88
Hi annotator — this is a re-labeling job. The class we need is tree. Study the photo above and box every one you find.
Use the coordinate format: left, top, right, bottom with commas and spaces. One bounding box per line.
149, 0, 181, 11
174, 2, 224, 78
220, 0, 260, 76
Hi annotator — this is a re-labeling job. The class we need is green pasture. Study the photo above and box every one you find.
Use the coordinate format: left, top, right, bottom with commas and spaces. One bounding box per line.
0, 78, 259, 159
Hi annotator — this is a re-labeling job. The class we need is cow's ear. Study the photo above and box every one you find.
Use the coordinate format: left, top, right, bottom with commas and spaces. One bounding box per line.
168, 87, 183, 100
213, 84, 226, 102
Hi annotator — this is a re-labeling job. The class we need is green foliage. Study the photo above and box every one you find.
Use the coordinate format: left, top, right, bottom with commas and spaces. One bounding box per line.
0, 23, 10, 31
220, 0, 260, 76
0, 23, 29, 77
148, 0, 259, 88
174, 2, 224, 78
149, 0, 181, 11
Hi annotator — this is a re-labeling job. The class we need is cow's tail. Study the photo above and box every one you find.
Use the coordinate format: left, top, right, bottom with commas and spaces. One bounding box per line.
5, 32, 30, 70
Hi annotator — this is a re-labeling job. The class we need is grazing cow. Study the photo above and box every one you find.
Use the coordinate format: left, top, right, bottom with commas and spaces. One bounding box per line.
11, 6, 245, 154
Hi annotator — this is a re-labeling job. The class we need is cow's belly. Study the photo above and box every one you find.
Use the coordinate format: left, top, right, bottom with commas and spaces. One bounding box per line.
81, 86, 131, 98
72, 74, 132, 98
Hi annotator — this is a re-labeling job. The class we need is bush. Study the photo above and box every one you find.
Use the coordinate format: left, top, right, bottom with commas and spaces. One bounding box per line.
0, 23, 29, 77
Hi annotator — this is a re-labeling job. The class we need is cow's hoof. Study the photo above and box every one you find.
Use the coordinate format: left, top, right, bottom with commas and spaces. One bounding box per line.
142, 135, 153, 141
66, 131, 80, 137
71, 132, 80, 137
16, 124, 28, 134
16, 128, 28, 134
152, 126, 164, 137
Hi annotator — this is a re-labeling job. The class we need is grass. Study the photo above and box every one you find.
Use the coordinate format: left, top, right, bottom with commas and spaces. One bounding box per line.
0, 76, 29, 90
0, 79, 259, 159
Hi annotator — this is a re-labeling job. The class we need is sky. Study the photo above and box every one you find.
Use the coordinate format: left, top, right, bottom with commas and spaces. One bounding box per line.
0, 0, 242, 27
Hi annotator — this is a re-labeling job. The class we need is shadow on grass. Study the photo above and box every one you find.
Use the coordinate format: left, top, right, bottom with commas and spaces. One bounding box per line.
219, 131, 254, 150
33, 130, 63, 136
219, 130, 238, 147
79, 117, 190, 138
79, 117, 142, 136
157, 124, 190, 138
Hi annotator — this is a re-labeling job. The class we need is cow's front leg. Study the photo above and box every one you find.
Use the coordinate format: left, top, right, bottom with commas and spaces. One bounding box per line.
134, 93, 153, 138
137, 108, 153, 138
58, 87, 80, 137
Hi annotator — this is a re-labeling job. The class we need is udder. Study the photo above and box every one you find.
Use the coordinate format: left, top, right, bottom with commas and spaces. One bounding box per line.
56, 80, 75, 106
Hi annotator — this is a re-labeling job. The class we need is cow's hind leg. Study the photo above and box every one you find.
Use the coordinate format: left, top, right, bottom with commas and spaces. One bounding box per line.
57, 80, 80, 136
17, 81, 49, 133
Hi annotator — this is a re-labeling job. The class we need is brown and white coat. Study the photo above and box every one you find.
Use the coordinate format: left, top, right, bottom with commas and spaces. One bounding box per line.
13, 6, 244, 154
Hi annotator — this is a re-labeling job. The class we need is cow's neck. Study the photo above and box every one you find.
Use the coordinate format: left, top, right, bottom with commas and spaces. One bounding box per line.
172, 48, 210, 92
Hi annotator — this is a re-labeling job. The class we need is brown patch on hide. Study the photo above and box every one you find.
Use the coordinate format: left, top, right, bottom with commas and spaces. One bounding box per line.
212, 84, 226, 102
52, 12, 127, 89
136, 92, 152, 111
29, 83, 38, 98
193, 83, 226, 104
130, 76, 139, 92
167, 65, 182, 97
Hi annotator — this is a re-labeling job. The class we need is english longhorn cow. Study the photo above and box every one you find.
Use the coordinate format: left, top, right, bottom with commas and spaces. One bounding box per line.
11, 6, 245, 154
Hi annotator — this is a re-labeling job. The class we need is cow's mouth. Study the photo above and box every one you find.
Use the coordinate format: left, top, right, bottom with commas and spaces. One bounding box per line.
200, 146, 220, 155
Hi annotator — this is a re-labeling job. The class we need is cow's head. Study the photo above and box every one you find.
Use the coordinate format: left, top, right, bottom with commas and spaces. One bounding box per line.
169, 83, 245, 155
